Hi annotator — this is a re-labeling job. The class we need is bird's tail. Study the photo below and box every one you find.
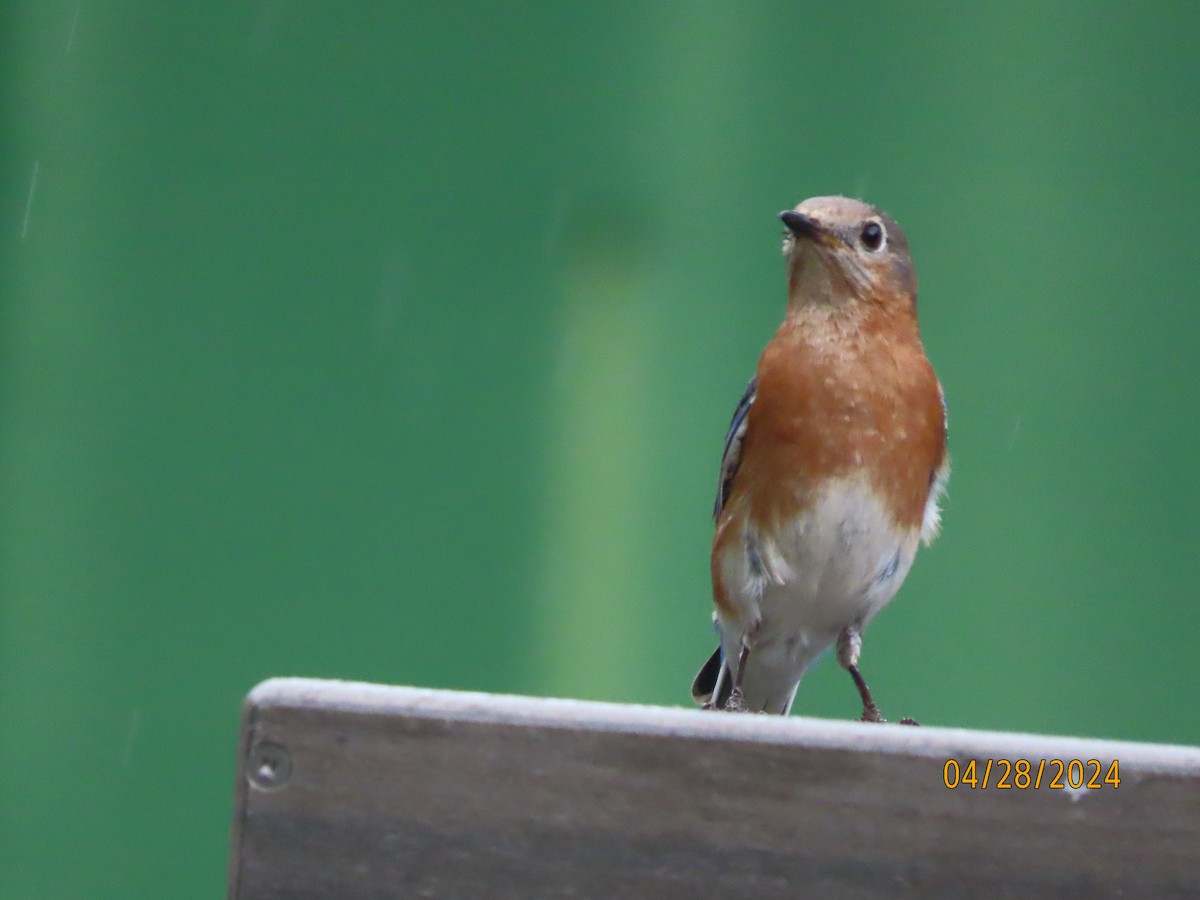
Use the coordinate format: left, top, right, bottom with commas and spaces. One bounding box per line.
692, 644, 801, 715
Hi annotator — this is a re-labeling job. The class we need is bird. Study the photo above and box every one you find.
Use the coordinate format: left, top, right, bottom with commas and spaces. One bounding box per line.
691, 196, 948, 720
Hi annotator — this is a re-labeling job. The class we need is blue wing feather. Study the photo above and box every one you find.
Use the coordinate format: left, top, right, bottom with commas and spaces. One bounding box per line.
697, 377, 756, 709
714, 377, 757, 520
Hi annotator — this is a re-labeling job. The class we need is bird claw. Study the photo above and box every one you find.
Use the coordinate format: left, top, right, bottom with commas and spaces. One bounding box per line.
860, 703, 886, 724
860, 708, 921, 725
724, 686, 750, 713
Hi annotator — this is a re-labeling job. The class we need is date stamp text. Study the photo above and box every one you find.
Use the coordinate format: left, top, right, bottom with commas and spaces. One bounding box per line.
943, 758, 1120, 790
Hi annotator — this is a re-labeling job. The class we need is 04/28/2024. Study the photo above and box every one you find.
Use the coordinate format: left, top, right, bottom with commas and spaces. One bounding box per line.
943, 758, 1120, 790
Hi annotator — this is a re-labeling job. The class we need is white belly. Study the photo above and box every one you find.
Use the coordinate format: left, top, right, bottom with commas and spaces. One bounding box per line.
714, 475, 921, 713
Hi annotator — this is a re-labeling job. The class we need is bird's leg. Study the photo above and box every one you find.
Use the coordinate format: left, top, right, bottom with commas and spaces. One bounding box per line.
717, 615, 762, 713
836, 624, 918, 724
723, 643, 752, 712
846, 663, 886, 724
837, 625, 878, 721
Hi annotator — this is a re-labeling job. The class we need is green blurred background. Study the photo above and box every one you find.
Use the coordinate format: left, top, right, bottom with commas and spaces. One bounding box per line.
3, 2, 1199, 896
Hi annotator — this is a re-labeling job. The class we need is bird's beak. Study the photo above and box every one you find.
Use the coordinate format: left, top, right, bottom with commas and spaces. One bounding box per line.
780, 210, 843, 251
779, 210, 820, 239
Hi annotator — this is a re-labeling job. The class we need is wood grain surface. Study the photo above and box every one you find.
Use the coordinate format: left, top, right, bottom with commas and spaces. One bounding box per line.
228, 679, 1200, 899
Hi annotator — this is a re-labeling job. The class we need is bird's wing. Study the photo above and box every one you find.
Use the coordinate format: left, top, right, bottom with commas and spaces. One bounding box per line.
714, 377, 757, 520
921, 381, 951, 544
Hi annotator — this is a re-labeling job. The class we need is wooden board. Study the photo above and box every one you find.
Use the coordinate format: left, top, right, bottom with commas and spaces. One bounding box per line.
228, 678, 1200, 899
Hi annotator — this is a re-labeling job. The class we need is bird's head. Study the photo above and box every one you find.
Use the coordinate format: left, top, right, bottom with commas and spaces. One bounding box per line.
780, 196, 916, 313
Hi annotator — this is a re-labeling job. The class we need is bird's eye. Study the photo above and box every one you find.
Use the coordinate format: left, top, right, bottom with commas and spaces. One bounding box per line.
860, 220, 885, 252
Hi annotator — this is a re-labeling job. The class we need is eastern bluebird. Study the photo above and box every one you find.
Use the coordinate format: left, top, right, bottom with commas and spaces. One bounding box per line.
691, 196, 948, 720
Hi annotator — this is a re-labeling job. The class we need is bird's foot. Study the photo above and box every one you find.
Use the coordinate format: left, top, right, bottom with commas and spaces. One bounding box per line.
860, 708, 921, 725
723, 686, 750, 713
860, 702, 886, 724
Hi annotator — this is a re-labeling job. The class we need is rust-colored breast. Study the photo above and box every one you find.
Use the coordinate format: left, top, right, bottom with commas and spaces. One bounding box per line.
727, 304, 946, 537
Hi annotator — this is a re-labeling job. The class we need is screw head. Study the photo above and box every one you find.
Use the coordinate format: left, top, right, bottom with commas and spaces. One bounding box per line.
246, 740, 292, 791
